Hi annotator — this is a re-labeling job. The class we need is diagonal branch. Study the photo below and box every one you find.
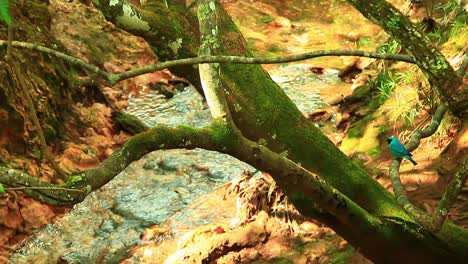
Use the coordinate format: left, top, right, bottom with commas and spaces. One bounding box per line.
0, 125, 220, 205
0, 40, 114, 80
430, 159, 467, 232
388, 103, 467, 232
194, 0, 388, 248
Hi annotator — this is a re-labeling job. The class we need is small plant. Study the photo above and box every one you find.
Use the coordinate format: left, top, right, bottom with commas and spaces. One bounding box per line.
86, 108, 98, 123
374, 71, 398, 105
427, 28, 444, 45
435, 0, 458, 14
395, 70, 416, 85
383, 93, 420, 126
376, 39, 400, 54
386, 15, 401, 30
443, 13, 467, 51
357, 36, 376, 49
0, 0, 12, 25
260, 15, 273, 24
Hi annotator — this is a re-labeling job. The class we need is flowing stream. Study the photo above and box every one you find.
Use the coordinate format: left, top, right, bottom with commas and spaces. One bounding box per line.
10, 65, 339, 263
10, 0, 377, 262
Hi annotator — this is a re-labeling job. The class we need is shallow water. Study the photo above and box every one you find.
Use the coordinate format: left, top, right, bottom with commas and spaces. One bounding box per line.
10, 149, 257, 263
11, 0, 386, 262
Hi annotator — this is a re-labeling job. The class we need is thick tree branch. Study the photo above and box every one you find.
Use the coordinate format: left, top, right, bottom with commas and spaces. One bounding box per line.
198, 0, 229, 120
193, 3, 460, 262
0, 125, 219, 205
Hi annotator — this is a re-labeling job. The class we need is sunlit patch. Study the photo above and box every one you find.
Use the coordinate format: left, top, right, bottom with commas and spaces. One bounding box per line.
143, 248, 153, 257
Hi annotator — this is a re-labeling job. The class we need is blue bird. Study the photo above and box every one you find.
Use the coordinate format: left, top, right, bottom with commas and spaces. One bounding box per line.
386, 136, 417, 165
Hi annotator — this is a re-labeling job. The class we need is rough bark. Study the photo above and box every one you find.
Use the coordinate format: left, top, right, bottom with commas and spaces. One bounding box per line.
346, 0, 467, 117
91, 0, 204, 94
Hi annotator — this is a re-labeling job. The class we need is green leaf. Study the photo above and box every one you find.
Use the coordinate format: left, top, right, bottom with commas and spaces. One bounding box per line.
0, 183, 5, 193
0, 0, 12, 25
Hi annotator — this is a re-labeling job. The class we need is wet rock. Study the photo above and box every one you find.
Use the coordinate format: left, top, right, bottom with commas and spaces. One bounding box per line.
307, 109, 334, 123
157, 156, 195, 172
124, 87, 212, 128
142, 160, 158, 170
309, 66, 325, 75
338, 59, 362, 83
152, 81, 176, 99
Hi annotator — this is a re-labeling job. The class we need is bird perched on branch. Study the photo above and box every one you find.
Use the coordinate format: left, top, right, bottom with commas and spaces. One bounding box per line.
386, 136, 417, 165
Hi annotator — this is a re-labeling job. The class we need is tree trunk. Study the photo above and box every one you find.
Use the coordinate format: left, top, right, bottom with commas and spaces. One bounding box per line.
346, 0, 467, 118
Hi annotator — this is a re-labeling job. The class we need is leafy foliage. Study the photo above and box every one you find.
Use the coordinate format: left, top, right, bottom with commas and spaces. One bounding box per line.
0, 0, 12, 25
0, 183, 4, 193
374, 71, 398, 105
376, 39, 400, 54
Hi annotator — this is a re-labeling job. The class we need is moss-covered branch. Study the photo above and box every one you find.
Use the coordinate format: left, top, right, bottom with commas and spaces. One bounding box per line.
0, 125, 219, 205
0, 166, 85, 205
431, 161, 467, 232
197, 0, 229, 120
0, 119, 380, 243
388, 103, 467, 232
0, 40, 113, 80
194, 3, 466, 261
0, 40, 414, 85
91, 0, 150, 35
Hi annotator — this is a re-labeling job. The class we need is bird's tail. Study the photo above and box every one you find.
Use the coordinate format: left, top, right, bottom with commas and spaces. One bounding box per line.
406, 155, 417, 166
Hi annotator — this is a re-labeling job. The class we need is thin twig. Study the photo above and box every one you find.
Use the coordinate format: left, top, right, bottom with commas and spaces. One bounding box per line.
0, 40, 113, 80
5, 187, 85, 193
113, 51, 415, 85
5, 24, 13, 59
9, 62, 67, 179
0, 40, 416, 85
